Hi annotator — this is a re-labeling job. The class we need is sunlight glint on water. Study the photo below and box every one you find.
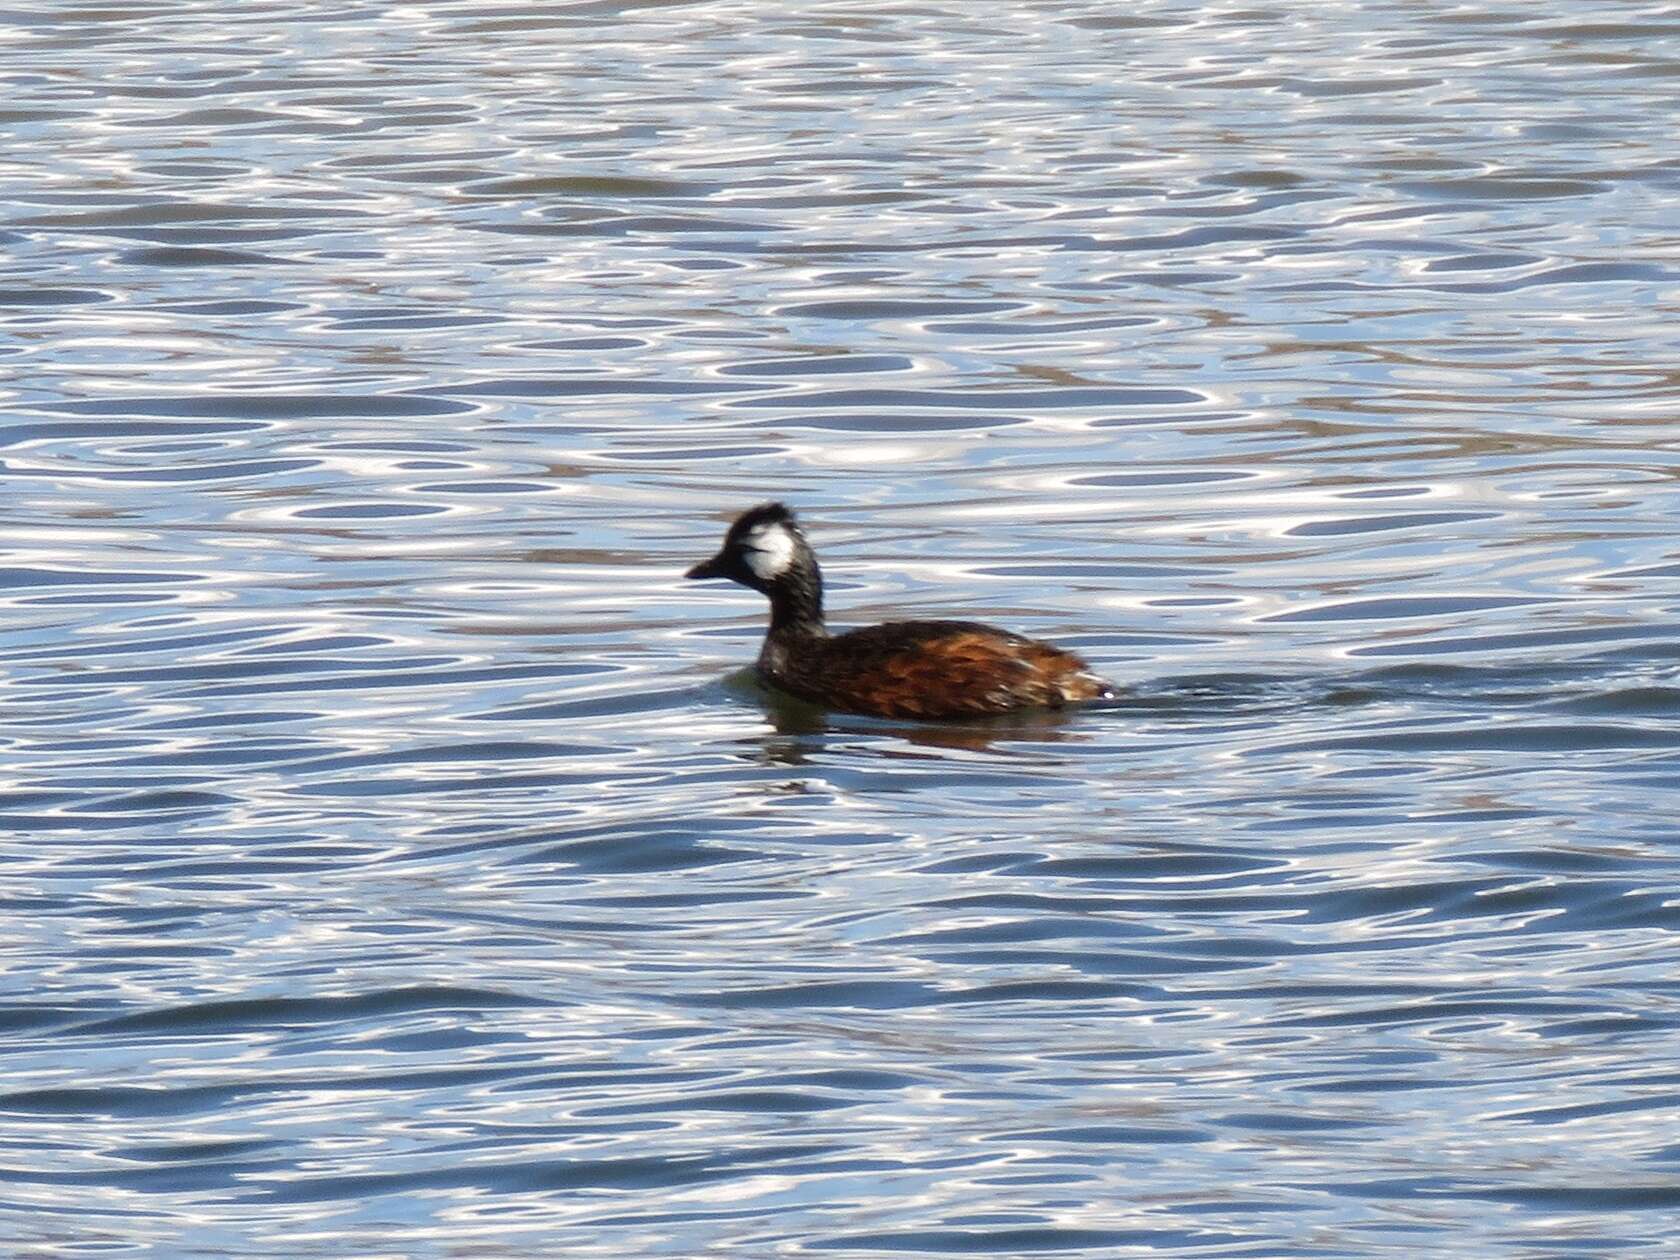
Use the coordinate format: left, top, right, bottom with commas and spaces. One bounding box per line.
1, 2, 1679, 1256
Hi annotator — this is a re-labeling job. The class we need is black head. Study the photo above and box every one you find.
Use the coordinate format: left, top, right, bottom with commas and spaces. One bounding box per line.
684, 502, 807, 590
685, 503, 824, 628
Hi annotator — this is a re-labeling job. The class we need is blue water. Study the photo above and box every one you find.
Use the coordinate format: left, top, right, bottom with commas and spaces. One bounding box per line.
3, 1, 1680, 1256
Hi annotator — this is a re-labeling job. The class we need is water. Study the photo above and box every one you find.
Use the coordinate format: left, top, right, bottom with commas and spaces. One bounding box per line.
3, 1, 1680, 1255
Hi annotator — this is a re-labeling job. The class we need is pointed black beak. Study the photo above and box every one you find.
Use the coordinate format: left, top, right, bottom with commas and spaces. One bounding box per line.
685, 553, 728, 580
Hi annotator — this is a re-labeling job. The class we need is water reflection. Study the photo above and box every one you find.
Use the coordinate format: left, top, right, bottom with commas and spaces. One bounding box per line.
2, 0, 1679, 1255
748, 676, 1094, 758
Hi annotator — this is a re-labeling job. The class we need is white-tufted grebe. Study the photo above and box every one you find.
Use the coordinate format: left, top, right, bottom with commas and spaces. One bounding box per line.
685, 503, 1114, 719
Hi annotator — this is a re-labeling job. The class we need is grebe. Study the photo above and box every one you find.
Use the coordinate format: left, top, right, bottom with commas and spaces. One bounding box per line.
685, 503, 1114, 719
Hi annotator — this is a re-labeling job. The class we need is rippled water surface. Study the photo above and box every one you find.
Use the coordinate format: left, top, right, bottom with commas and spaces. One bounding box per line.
4, 1, 1680, 1255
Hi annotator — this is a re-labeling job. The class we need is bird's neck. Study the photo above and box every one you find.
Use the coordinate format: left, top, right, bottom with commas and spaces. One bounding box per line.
766, 565, 826, 637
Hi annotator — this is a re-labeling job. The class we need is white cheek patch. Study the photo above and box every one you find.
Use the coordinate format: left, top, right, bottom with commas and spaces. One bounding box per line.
742, 522, 796, 580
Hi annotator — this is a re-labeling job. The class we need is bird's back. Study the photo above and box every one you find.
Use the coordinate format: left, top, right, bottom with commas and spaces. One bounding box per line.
764, 619, 1112, 719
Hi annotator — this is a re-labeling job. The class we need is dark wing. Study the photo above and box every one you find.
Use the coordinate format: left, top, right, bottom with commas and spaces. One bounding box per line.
792, 620, 1108, 719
